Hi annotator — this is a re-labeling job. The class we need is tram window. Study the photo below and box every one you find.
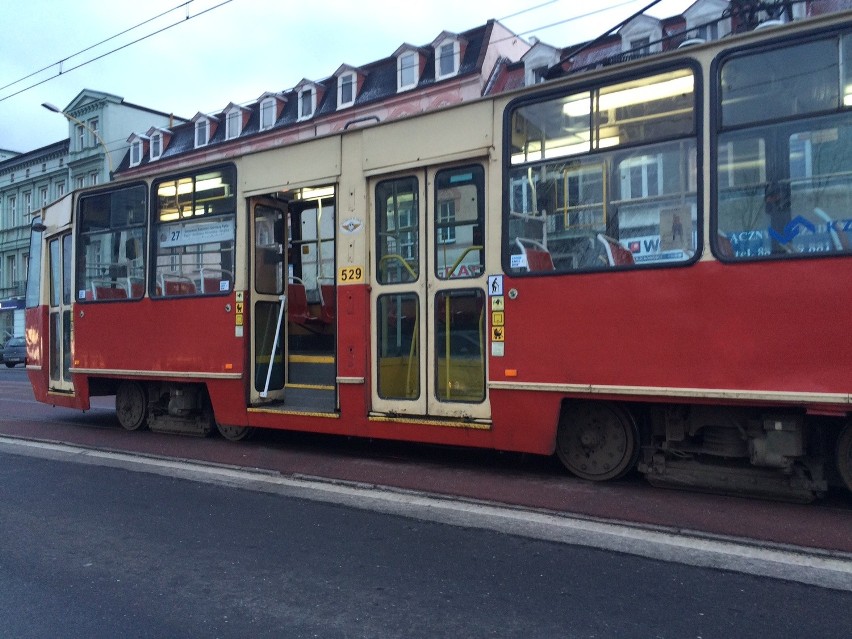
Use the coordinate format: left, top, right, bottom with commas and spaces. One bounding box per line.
434, 289, 485, 403
434, 166, 484, 279
505, 67, 698, 274
152, 166, 236, 297
76, 184, 147, 302
721, 39, 839, 128
376, 177, 419, 284
715, 32, 852, 261
376, 292, 420, 399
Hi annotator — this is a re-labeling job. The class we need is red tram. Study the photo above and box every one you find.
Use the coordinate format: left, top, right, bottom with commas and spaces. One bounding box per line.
25, 12, 852, 500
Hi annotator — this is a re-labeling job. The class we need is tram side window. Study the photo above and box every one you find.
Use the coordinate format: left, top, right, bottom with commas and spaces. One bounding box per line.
505, 68, 698, 274
76, 184, 147, 302
152, 166, 236, 297
376, 177, 419, 284
716, 34, 852, 260
434, 166, 484, 279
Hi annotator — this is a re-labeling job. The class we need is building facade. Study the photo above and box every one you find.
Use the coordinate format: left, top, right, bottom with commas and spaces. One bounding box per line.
0, 89, 182, 340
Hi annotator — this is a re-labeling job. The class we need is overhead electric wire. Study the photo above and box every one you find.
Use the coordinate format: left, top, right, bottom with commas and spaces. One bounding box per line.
0, 1, 203, 94
0, 0, 235, 104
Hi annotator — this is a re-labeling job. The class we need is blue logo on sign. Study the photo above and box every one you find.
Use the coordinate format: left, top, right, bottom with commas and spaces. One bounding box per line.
768, 216, 816, 244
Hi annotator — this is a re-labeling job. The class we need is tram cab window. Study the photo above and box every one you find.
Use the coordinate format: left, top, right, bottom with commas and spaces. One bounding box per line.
76, 184, 147, 302
505, 67, 698, 273
715, 33, 852, 260
152, 166, 236, 297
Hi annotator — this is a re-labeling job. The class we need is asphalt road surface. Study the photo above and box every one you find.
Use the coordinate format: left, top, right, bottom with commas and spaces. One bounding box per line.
1, 450, 851, 639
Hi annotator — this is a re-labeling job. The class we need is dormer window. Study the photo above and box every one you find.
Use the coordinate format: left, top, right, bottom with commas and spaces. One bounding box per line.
226, 110, 241, 140
130, 140, 143, 167
260, 98, 276, 130
397, 50, 419, 91
127, 133, 149, 168
298, 87, 315, 120
195, 118, 209, 148
150, 133, 162, 161
436, 40, 460, 79
338, 72, 356, 109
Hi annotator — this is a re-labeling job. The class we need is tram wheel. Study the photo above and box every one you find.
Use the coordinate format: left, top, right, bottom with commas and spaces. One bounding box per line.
216, 423, 256, 442
556, 402, 639, 481
115, 381, 148, 431
837, 422, 852, 493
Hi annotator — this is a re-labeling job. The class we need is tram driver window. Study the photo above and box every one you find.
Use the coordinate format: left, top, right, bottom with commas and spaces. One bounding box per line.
715, 33, 852, 260
152, 166, 236, 297
76, 184, 147, 302
505, 67, 698, 274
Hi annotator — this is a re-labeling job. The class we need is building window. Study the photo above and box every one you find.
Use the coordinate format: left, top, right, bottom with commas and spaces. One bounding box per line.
76, 124, 86, 151
398, 51, 418, 91
338, 72, 355, 109
24, 192, 32, 216
260, 99, 276, 130
88, 118, 99, 147
195, 119, 209, 148
150, 134, 162, 161
130, 140, 143, 167
76, 177, 85, 189
436, 41, 459, 79
40, 187, 48, 208
90, 172, 98, 186
225, 109, 241, 140
57, 182, 65, 198
298, 88, 315, 120
7, 196, 16, 226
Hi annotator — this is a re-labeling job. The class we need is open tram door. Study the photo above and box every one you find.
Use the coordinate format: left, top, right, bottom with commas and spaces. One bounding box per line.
370, 163, 490, 421
248, 191, 337, 410
249, 198, 288, 404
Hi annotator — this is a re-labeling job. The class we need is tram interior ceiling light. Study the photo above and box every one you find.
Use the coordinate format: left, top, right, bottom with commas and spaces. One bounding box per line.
562, 74, 694, 117
300, 186, 335, 200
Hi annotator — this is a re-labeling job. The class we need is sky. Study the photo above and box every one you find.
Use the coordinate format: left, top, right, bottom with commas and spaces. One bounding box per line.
0, 0, 692, 153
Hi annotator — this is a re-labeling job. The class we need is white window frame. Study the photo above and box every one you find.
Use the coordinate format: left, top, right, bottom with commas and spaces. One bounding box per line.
436, 40, 459, 80
76, 176, 85, 190
298, 87, 315, 121
337, 72, 356, 109
24, 192, 32, 216
225, 109, 242, 140
195, 118, 210, 148
76, 124, 86, 151
90, 172, 99, 186
150, 133, 162, 161
57, 182, 65, 198
398, 51, 419, 91
40, 187, 48, 208
260, 98, 276, 131
130, 140, 143, 167
8, 196, 16, 226
88, 118, 100, 147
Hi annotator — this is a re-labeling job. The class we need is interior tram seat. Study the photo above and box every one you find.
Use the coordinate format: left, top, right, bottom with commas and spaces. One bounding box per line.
515, 238, 555, 271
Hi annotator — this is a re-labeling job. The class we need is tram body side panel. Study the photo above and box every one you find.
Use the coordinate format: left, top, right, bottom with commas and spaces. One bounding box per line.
71, 295, 248, 419
495, 257, 852, 408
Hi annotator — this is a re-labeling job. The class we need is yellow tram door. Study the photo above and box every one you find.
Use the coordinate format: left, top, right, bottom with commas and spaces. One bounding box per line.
248, 198, 288, 405
370, 164, 489, 420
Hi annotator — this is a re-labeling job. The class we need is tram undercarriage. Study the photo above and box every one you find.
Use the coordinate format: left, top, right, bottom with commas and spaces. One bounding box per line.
555, 400, 850, 502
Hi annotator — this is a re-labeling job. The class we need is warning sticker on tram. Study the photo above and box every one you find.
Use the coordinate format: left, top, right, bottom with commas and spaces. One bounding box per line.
491, 326, 505, 342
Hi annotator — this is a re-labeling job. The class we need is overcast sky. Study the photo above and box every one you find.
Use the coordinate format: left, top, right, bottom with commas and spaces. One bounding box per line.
0, 0, 691, 153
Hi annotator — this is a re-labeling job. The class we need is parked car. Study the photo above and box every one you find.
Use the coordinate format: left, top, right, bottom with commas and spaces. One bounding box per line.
3, 337, 26, 368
